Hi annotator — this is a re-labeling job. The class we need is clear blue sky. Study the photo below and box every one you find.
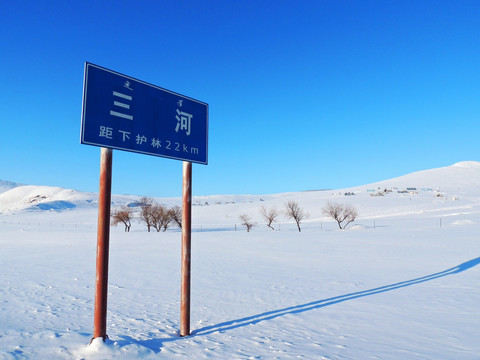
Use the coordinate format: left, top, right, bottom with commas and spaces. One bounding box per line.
1, 1, 479, 197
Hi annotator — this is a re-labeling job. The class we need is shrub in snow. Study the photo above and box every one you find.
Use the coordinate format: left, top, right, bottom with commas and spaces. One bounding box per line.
111, 206, 133, 232
323, 202, 358, 230
138, 197, 178, 232
259, 206, 279, 230
285, 201, 308, 232
239, 214, 256, 232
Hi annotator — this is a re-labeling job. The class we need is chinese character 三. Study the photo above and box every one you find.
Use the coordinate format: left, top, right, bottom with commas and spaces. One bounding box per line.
175, 109, 193, 136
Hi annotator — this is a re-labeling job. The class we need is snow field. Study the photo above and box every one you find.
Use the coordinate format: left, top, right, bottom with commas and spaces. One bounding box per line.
1, 162, 480, 359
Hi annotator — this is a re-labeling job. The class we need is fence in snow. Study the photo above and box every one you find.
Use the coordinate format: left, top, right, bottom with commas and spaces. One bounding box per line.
0, 216, 464, 233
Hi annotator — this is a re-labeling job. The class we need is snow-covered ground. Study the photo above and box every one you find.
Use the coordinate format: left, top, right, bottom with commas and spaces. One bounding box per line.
1, 161, 479, 359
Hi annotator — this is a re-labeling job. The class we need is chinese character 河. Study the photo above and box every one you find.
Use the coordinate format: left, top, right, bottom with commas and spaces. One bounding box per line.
175, 109, 193, 136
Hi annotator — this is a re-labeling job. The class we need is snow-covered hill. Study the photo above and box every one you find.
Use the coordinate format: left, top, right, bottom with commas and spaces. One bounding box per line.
0, 185, 154, 214
0, 185, 94, 213
358, 161, 480, 196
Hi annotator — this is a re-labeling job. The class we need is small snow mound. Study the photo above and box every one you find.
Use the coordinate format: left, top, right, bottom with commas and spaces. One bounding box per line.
89, 337, 109, 350
33, 200, 76, 211
79, 337, 113, 356
452, 161, 480, 168
76, 336, 156, 359
451, 219, 476, 226
348, 224, 367, 231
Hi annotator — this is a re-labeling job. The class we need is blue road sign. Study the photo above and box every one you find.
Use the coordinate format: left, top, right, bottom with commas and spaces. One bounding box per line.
81, 62, 208, 164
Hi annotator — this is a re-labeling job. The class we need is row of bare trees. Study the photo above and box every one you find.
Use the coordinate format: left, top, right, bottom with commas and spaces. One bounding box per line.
240, 201, 308, 232
111, 197, 182, 232
239, 201, 358, 232
113, 198, 358, 233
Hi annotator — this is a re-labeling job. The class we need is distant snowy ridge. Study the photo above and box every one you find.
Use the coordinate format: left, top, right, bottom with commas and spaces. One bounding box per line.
357, 161, 480, 196
0, 179, 22, 194
452, 160, 480, 168
0, 184, 169, 214
1, 161, 479, 214
0, 185, 96, 213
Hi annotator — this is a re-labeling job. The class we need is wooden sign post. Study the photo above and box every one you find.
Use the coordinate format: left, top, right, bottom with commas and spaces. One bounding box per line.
93, 147, 113, 341
180, 161, 192, 336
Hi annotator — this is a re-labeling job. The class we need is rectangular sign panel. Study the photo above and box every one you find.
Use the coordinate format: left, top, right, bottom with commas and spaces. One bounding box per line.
81, 62, 208, 164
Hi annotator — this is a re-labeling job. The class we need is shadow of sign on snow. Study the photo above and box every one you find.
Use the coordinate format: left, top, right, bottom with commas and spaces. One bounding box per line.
111, 257, 479, 353
193, 257, 480, 336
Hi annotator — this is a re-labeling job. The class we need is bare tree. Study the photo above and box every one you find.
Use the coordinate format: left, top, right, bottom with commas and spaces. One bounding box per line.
111, 206, 133, 232
322, 202, 358, 229
260, 206, 279, 230
151, 203, 173, 232
285, 201, 308, 232
138, 198, 175, 232
239, 214, 256, 232
170, 205, 182, 228
138, 197, 154, 232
